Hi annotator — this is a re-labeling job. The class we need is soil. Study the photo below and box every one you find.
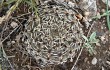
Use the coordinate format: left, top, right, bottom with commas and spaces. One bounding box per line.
0, 0, 110, 70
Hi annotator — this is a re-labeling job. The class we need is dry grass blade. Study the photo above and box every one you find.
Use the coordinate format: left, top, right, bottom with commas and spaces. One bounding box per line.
2, 25, 21, 43
0, 40, 15, 70
0, 0, 22, 24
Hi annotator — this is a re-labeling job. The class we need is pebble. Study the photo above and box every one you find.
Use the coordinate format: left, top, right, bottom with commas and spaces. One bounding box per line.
101, 9, 105, 13
102, 66, 105, 70
10, 22, 18, 28
11, 41, 16, 44
106, 61, 110, 65
91, 57, 97, 65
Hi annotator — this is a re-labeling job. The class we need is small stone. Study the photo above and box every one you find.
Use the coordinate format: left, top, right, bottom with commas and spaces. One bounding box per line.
10, 22, 18, 28
101, 26, 104, 29
91, 57, 97, 65
100, 35, 105, 42
101, 9, 106, 13
11, 41, 16, 44
106, 61, 110, 65
102, 66, 105, 70
68, 1, 75, 7
84, 11, 90, 17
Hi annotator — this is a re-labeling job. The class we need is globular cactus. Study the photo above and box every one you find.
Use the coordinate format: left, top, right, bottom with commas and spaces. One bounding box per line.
24, 0, 97, 66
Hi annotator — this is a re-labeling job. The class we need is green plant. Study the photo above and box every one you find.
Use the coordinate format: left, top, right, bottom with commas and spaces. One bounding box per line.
24, 0, 39, 18
106, 0, 110, 31
92, 10, 110, 19
82, 32, 99, 55
92, 0, 110, 31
